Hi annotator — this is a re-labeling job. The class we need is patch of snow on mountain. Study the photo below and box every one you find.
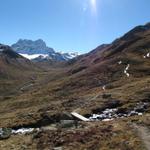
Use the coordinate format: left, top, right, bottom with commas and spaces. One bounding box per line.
124, 64, 130, 77
59, 52, 78, 60
143, 52, 150, 58
19, 53, 49, 60
118, 61, 122, 64
67, 52, 78, 59
102, 85, 106, 91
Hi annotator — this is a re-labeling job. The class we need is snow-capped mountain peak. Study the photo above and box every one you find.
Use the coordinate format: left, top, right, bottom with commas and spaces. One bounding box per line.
11, 39, 78, 62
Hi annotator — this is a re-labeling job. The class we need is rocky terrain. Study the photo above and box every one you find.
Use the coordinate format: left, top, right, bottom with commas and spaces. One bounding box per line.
0, 22, 150, 150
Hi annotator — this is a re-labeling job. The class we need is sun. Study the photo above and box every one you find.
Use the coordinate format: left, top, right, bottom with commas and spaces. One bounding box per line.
90, 0, 97, 15
91, 0, 96, 7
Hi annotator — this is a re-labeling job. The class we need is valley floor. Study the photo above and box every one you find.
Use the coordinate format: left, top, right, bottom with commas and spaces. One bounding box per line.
0, 65, 150, 150
0, 114, 150, 150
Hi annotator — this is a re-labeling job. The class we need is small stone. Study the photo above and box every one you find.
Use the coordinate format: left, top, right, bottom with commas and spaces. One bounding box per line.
138, 113, 143, 116
53, 147, 62, 150
21, 145, 28, 150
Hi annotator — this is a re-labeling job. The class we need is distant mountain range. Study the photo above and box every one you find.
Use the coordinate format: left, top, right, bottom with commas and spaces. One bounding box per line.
11, 39, 78, 62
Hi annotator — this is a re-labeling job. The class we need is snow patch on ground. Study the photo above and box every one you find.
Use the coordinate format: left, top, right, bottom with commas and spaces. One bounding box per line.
89, 108, 118, 121
124, 64, 130, 77
118, 61, 130, 77
143, 52, 150, 58
118, 61, 122, 64
0, 128, 4, 135
102, 118, 114, 122
102, 85, 106, 91
12, 128, 39, 135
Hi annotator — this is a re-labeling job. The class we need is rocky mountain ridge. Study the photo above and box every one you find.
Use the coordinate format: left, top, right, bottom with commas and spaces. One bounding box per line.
11, 39, 78, 61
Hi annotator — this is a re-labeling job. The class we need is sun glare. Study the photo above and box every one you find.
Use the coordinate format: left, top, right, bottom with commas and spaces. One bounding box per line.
91, 0, 96, 7
90, 0, 97, 15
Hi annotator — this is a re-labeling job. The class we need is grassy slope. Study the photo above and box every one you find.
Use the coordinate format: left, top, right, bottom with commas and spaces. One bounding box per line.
0, 24, 150, 149
0, 25, 150, 127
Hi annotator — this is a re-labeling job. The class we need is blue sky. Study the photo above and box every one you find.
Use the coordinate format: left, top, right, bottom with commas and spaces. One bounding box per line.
0, 0, 150, 53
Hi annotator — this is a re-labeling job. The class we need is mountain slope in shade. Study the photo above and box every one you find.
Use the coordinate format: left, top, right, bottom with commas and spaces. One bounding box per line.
0, 44, 33, 72
0, 44, 42, 96
11, 39, 78, 61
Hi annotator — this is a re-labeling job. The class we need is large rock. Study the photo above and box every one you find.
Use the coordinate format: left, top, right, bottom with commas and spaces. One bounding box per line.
0, 128, 12, 140
59, 112, 74, 120
59, 120, 76, 128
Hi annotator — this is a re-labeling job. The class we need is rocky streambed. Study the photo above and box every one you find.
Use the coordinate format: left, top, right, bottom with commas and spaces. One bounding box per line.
89, 102, 149, 121
0, 102, 149, 140
0, 127, 40, 140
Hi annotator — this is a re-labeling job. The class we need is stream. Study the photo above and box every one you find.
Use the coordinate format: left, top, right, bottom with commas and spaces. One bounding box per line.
0, 102, 149, 137
89, 102, 149, 121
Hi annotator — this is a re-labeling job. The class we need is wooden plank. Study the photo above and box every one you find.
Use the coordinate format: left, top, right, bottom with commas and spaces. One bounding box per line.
71, 112, 90, 121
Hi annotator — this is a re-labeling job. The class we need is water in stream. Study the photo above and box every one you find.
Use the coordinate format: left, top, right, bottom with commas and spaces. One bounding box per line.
3, 102, 149, 135
89, 102, 149, 121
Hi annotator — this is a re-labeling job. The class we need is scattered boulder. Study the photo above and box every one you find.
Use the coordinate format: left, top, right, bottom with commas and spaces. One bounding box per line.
0, 128, 12, 140
134, 102, 149, 112
134, 106, 145, 112
59, 120, 76, 128
128, 111, 138, 116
